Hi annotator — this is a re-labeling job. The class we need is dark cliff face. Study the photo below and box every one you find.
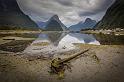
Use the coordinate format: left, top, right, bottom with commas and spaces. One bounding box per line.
95, 0, 124, 29
0, 0, 38, 29
45, 15, 67, 31
0, 0, 23, 13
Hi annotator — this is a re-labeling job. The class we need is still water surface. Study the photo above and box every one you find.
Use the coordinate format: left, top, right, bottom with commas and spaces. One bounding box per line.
0, 32, 123, 54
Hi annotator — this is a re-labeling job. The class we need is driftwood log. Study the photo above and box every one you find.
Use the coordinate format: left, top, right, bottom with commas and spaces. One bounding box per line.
59, 49, 89, 64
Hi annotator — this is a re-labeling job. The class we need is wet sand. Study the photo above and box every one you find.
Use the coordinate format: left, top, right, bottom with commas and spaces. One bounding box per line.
0, 44, 124, 82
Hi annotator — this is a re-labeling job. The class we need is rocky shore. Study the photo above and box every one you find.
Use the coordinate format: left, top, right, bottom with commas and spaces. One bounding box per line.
0, 44, 124, 82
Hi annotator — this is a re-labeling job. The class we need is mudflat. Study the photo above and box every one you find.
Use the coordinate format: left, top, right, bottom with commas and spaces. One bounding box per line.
0, 44, 124, 82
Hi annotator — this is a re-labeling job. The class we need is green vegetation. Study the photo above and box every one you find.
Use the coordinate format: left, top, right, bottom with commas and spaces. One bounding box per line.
0, 40, 33, 52
95, 0, 124, 29
32, 42, 50, 46
0, 25, 40, 30
94, 34, 124, 45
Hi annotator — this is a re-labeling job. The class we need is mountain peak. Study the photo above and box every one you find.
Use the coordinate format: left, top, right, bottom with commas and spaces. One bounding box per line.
45, 15, 67, 31
84, 18, 96, 23
51, 15, 59, 19
85, 18, 92, 22
50, 15, 60, 22
69, 18, 97, 31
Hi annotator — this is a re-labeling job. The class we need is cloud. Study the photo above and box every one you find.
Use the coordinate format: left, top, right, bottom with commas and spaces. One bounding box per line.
17, 0, 115, 26
55, 0, 73, 6
78, 0, 115, 16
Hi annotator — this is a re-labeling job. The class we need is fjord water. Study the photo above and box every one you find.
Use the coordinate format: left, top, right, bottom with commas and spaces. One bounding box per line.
24, 33, 100, 55
0, 32, 124, 54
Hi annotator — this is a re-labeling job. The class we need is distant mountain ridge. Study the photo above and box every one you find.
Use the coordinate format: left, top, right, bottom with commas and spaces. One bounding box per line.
69, 18, 97, 31
45, 15, 67, 31
95, 0, 124, 29
36, 21, 46, 29
0, 0, 38, 30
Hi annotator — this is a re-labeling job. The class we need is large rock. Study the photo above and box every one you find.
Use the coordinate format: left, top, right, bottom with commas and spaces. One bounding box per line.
69, 18, 97, 31
0, 0, 38, 30
95, 0, 124, 29
45, 15, 67, 31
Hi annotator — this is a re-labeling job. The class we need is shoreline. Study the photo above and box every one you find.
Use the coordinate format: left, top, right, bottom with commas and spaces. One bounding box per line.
0, 30, 124, 35
81, 30, 124, 35
0, 44, 124, 82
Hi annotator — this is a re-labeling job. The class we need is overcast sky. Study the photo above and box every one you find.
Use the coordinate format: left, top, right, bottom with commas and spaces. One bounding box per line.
17, 0, 115, 26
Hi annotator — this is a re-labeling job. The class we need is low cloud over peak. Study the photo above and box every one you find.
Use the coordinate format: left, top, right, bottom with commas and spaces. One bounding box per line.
17, 0, 115, 26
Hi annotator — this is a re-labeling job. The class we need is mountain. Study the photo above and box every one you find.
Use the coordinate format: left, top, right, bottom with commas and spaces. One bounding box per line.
0, 0, 39, 30
69, 18, 97, 31
36, 21, 46, 29
45, 15, 67, 31
95, 0, 124, 29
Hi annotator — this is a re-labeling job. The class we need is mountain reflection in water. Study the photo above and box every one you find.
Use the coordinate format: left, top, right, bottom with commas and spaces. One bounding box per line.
24, 33, 100, 55
0, 32, 123, 53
